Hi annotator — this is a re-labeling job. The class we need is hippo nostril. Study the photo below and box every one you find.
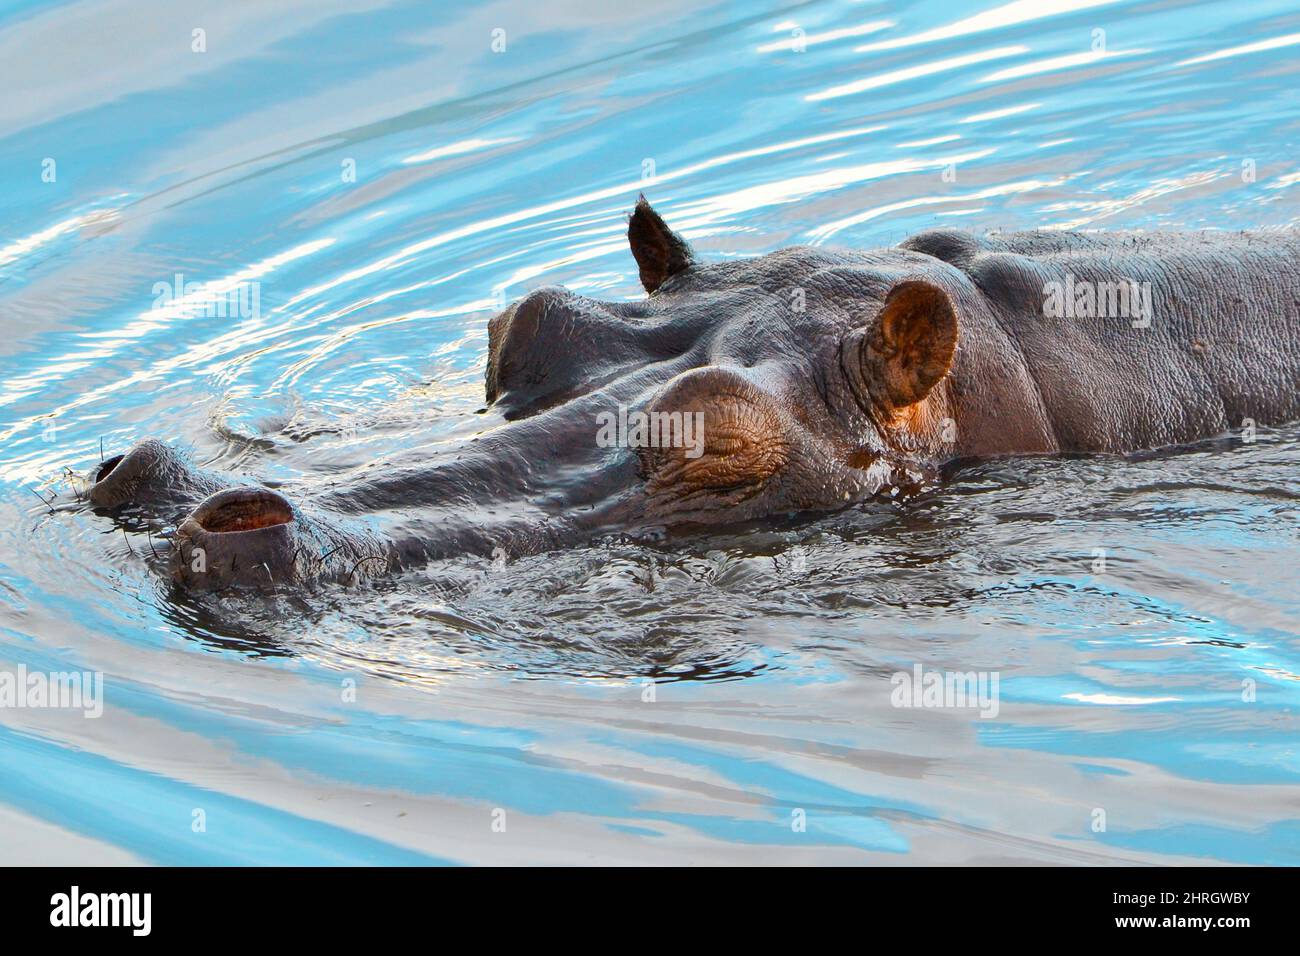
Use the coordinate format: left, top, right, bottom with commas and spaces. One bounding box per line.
85, 439, 229, 511
192, 488, 293, 533
95, 454, 124, 483
174, 488, 301, 590
173, 486, 391, 590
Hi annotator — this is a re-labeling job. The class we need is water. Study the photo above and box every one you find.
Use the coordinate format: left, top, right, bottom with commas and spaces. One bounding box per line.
2, 0, 1299, 865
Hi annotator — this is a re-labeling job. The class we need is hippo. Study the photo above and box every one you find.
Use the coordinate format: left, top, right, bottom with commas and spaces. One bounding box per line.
82, 199, 1300, 591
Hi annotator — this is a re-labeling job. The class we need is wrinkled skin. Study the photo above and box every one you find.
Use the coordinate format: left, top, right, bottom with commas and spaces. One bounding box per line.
81, 199, 1300, 591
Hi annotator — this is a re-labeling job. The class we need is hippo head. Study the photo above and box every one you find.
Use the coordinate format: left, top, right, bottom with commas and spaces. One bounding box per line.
483, 198, 960, 530
87, 199, 971, 589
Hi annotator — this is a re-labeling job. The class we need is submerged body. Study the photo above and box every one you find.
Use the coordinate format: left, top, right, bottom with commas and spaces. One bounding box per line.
81, 201, 1300, 589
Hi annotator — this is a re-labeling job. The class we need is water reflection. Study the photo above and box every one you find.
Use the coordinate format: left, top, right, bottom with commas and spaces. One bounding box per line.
1, 0, 1298, 864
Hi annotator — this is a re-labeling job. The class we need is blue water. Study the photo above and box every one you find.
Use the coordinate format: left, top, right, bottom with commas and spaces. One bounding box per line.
2, 0, 1299, 864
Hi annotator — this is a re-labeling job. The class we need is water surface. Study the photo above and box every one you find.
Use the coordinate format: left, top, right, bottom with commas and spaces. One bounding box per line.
2, 0, 1299, 864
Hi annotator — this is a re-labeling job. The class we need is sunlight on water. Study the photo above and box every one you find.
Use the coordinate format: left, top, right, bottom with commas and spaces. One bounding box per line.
1, 0, 1298, 864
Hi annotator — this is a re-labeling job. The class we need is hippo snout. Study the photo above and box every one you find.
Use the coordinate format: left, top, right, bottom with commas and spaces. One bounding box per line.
171, 486, 397, 590
86, 439, 227, 511
172, 487, 300, 590
87, 440, 176, 508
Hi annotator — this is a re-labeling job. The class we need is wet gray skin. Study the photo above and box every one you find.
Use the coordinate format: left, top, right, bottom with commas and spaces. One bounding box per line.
82, 199, 1300, 590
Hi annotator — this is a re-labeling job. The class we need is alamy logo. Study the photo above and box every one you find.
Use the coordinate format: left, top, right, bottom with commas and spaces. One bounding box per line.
50, 886, 151, 936
0, 665, 103, 718
596, 405, 705, 458
152, 272, 261, 319
890, 664, 1000, 718
1042, 272, 1152, 327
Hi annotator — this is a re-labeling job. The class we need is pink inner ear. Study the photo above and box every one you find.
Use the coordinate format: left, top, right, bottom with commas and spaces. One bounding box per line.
874, 280, 959, 407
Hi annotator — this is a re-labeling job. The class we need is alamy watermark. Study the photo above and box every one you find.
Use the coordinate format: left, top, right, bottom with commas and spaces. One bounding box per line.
0, 665, 103, 718
1042, 272, 1152, 328
890, 663, 1000, 718
50, 886, 150, 936
152, 272, 261, 319
596, 405, 705, 458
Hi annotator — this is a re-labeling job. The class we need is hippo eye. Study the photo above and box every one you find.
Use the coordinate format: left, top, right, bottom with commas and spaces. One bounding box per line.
637, 368, 789, 496
648, 395, 788, 492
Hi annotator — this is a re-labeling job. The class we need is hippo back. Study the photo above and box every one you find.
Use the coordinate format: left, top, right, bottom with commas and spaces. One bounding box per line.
904, 228, 1300, 451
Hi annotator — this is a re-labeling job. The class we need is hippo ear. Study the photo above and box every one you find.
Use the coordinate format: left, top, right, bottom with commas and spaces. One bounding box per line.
628, 196, 694, 293
859, 280, 958, 409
